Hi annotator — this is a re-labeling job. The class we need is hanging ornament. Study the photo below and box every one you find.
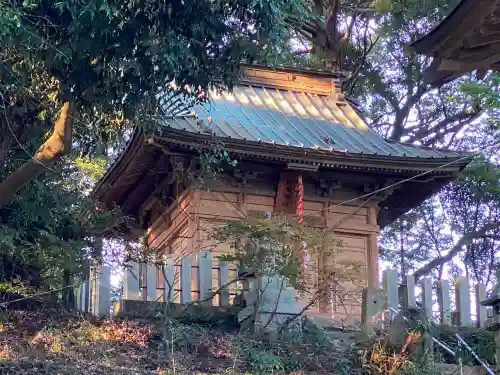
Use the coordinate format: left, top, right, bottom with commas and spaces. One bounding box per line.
296, 174, 307, 287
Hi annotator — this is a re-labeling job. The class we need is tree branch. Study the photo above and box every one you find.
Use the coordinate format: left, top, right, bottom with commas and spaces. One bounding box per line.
0, 101, 73, 208
412, 222, 500, 281
390, 85, 429, 141
408, 108, 482, 144
344, 31, 379, 93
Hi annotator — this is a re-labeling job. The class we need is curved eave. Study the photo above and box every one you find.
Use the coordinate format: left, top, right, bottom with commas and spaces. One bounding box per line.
94, 129, 145, 199
411, 0, 496, 55
95, 127, 473, 204
154, 127, 472, 171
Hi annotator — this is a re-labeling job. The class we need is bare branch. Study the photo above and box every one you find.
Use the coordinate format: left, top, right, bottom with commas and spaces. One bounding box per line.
409, 108, 482, 145
344, 31, 380, 92
390, 85, 430, 141
413, 222, 500, 281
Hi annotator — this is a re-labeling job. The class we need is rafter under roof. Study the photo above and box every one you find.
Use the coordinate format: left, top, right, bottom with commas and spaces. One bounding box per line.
411, 0, 500, 86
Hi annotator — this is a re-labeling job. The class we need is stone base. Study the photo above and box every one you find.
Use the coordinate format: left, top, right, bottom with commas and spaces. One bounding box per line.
255, 312, 302, 334
306, 313, 362, 331
113, 299, 240, 326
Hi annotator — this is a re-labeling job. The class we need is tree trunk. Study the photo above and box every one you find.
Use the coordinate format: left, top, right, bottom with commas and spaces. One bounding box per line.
400, 230, 406, 279
0, 101, 73, 208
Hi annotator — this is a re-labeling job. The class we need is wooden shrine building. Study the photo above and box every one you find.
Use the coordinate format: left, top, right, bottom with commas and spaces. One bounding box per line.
411, 0, 500, 86
95, 65, 471, 324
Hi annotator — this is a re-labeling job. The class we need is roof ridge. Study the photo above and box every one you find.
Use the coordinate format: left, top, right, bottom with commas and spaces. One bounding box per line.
238, 66, 346, 101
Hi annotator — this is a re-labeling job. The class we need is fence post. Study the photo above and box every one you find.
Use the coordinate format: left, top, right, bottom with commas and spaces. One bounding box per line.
91, 265, 111, 316
163, 258, 175, 303
404, 274, 417, 308
198, 251, 213, 305
437, 279, 452, 325
75, 280, 88, 312
146, 264, 157, 302
420, 276, 433, 319
218, 261, 230, 307
123, 262, 141, 300
455, 276, 472, 326
475, 283, 487, 328
361, 287, 384, 330
180, 255, 193, 304
383, 268, 399, 321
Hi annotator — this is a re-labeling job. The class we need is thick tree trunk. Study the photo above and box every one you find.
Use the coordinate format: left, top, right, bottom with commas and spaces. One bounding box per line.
0, 102, 73, 208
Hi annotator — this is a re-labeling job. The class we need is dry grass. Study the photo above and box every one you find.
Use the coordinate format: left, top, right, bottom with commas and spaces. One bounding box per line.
0, 301, 445, 375
0, 303, 242, 375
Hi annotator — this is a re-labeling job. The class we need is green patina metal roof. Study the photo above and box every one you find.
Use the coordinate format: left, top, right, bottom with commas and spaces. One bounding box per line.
158, 85, 465, 159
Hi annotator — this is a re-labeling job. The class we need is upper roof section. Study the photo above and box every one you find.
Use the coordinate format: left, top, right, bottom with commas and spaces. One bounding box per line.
158, 66, 465, 159
411, 0, 500, 86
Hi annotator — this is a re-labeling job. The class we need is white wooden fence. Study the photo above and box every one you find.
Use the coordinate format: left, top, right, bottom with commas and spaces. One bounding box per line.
76, 261, 494, 329
379, 268, 490, 327
75, 251, 239, 316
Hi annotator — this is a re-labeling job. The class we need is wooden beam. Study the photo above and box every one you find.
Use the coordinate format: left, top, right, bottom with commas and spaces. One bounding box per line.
437, 52, 500, 73
275, 171, 299, 214
464, 32, 500, 49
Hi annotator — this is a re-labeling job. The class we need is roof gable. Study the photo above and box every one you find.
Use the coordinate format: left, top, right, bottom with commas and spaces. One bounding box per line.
157, 66, 465, 159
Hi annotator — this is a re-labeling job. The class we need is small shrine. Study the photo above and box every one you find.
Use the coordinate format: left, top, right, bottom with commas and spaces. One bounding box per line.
95, 65, 472, 325
411, 0, 500, 86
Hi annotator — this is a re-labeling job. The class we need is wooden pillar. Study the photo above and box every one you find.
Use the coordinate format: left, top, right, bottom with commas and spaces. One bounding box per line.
185, 190, 200, 260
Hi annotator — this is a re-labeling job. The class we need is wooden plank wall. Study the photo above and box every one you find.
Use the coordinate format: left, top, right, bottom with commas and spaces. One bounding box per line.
147, 192, 192, 303
145, 189, 378, 326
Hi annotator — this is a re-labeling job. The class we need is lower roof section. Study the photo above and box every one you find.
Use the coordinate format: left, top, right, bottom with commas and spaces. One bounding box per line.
94, 128, 472, 229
